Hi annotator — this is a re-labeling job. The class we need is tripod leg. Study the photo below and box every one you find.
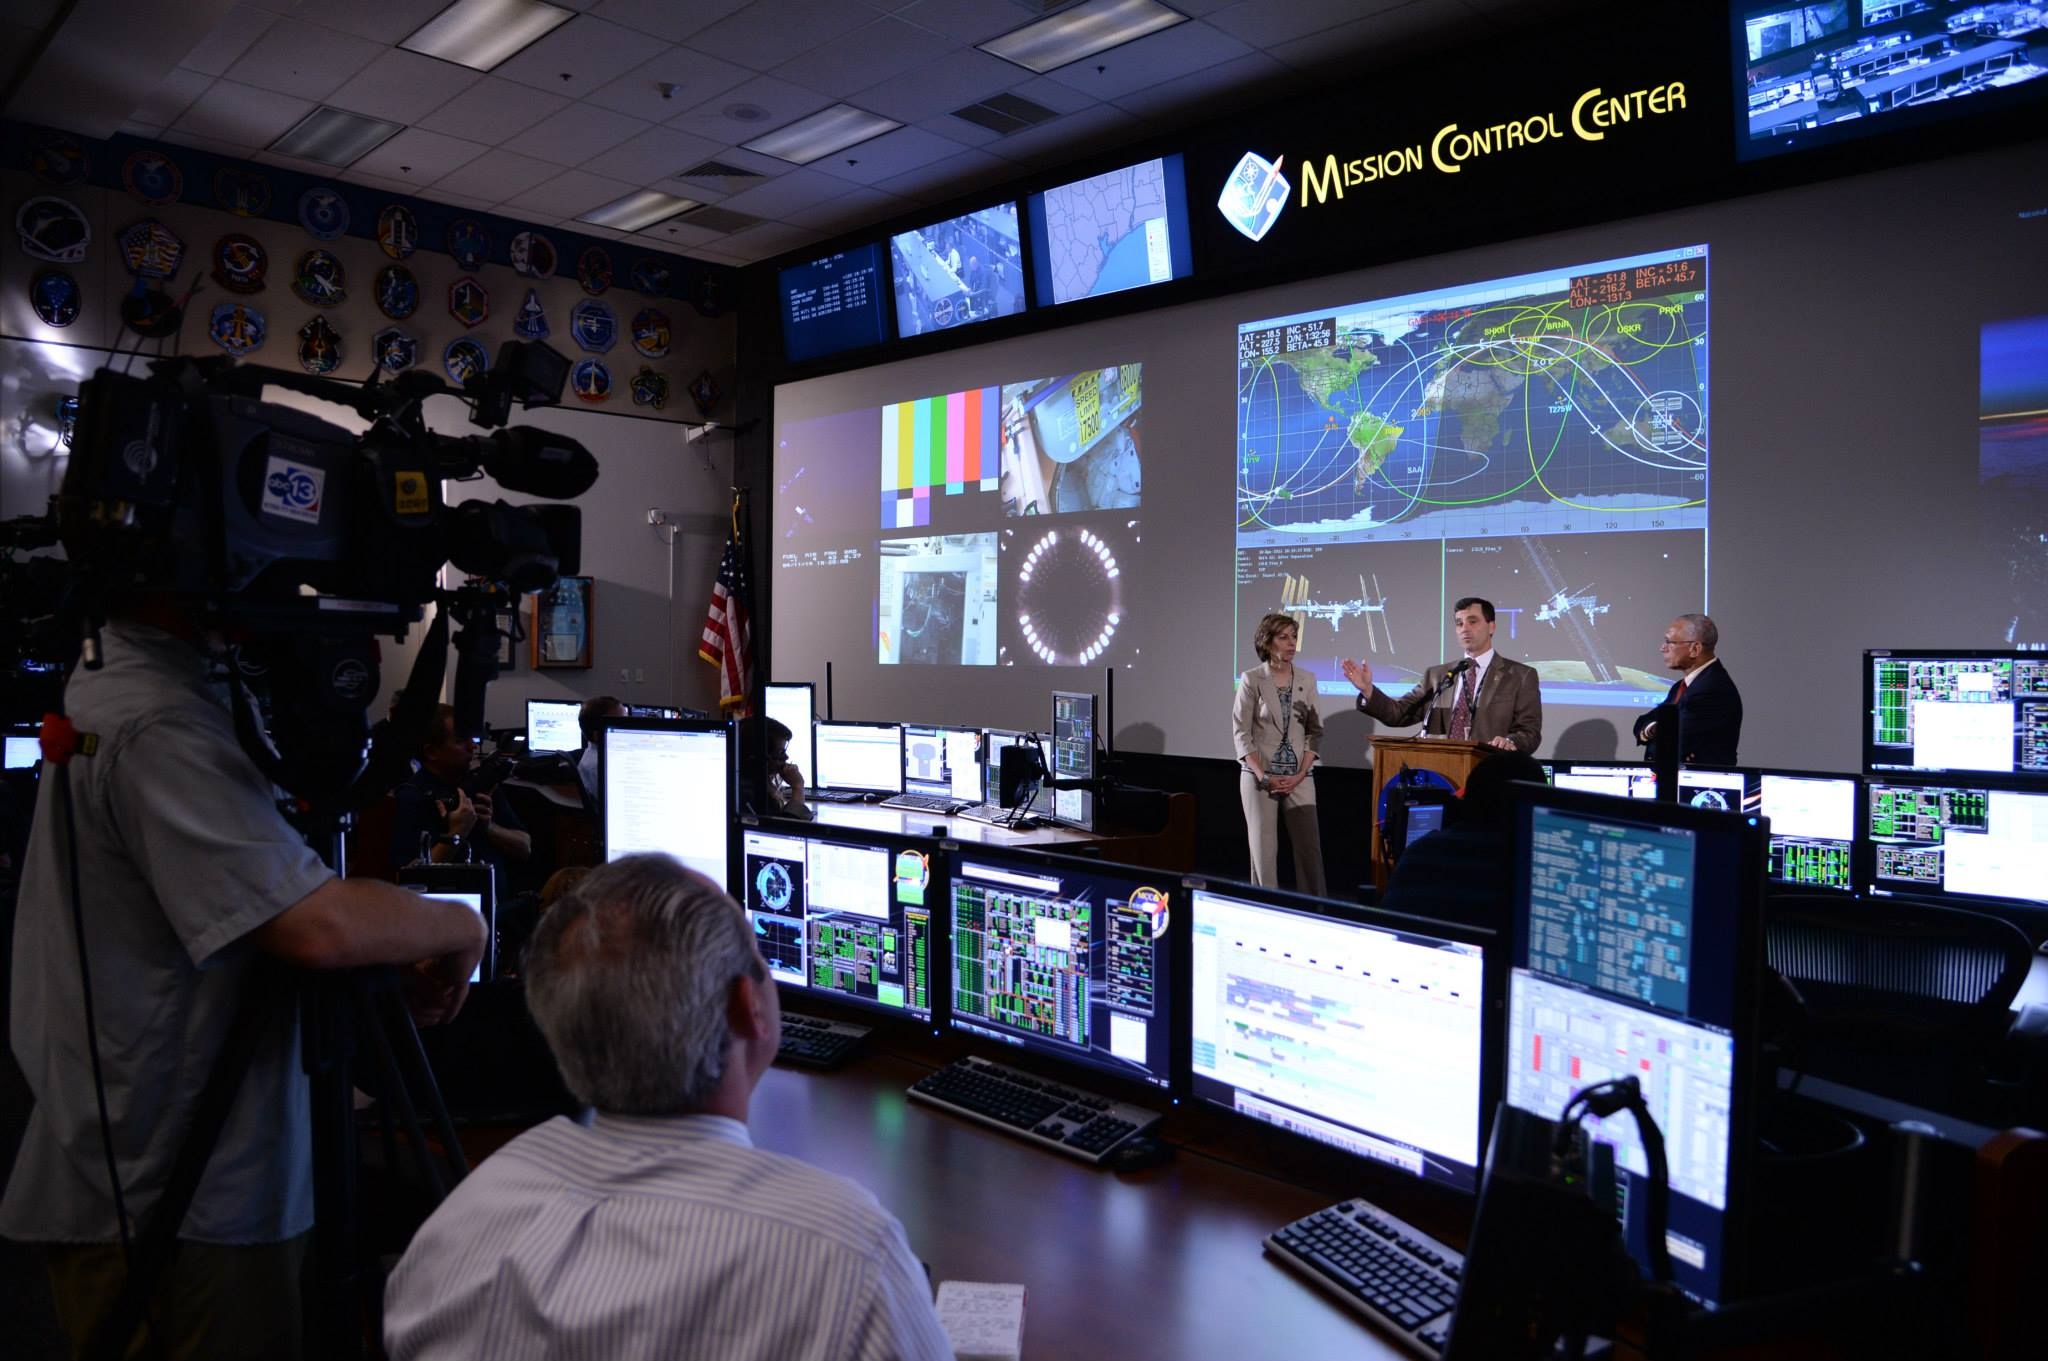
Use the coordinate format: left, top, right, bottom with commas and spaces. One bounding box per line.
303, 973, 363, 1361
359, 983, 450, 1203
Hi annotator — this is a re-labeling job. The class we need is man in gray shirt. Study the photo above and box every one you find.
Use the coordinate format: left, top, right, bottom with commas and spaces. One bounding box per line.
2, 609, 487, 1360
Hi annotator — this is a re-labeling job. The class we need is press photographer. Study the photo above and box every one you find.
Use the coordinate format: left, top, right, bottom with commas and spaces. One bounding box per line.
0, 340, 594, 1361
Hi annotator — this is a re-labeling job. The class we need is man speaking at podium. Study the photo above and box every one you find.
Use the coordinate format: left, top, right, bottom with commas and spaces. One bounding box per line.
1342, 597, 1542, 754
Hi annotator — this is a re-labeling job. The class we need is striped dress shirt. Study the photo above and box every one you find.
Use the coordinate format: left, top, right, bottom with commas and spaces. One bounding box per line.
383, 1112, 955, 1361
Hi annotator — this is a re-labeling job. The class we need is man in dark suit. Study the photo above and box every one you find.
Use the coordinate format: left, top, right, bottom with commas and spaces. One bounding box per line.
1341, 596, 1543, 754
1634, 612, 1742, 765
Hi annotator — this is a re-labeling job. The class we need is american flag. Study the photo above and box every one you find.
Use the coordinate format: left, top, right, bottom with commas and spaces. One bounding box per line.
699, 493, 752, 713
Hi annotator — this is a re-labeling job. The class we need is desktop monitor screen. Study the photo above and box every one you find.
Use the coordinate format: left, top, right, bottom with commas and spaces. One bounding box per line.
1758, 769, 1859, 891
4, 731, 39, 770
1864, 780, 2048, 908
815, 721, 905, 794
947, 845, 1174, 1090
1675, 766, 1748, 814
628, 705, 681, 719
764, 682, 816, 785
890, 203, 1025, 340
779, 245, 889, 364
601, 719, 733, 892
984, 730, 1053, 815
1190, 886, 1491, 1193
1733, 1, 2048, 162
1865, 651, 2048, 780
1551, 760, 1658, 800
739, 823, 934, 1021
1026, 154, 1194, 306
527, 699, 582, 754
1506, 786, 1767, 1308
903, 725, 984, 802
1052, 691, 1097, 828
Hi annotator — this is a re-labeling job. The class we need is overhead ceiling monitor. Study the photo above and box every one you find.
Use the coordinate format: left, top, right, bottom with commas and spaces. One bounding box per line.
601, 718, 734, 893
890, 202, 1026, 340
1027, 153, 1194, 306
779, 245, 890, 364
1734, 1, 2048, 160
1865, 651, 2048, 780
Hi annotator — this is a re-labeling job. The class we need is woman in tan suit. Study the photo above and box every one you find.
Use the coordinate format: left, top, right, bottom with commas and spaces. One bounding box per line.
1233, 612, 1327, 897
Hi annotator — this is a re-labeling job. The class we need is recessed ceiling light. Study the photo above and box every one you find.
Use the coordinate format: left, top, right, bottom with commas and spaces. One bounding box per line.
980, 0, 1187, 74
401, 0, 574, 73
270, 106, 405, 166
741, 104, 901, 165
578, 189, 702, 232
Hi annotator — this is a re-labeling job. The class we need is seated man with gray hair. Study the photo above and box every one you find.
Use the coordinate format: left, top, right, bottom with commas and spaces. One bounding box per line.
383, 855, 952, 1361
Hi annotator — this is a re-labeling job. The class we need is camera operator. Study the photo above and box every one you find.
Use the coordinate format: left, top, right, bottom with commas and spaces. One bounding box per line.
390, 703, 531, 872
0, 600, 486, 1360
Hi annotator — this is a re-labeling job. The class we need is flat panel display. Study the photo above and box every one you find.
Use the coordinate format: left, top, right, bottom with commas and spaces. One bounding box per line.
740, 823, 935, 1021
1866, 651, 2048, 779
1026, 153, 1193, 305
601, 720, 733, 892
1865, 780, 2048, 907
891, 203, 1025, 339
815, 720, 905, 794
779, 245, 889, 364
527, 699, 582, 754
764, 681, 816, 787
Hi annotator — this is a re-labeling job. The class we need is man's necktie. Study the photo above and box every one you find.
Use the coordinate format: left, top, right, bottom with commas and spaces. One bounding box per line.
1450, 668, 1474, 741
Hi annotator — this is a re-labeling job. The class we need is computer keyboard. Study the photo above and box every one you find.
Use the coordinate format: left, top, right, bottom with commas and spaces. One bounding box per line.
881, 791, 965, 813
954, 802, 1035, 825
907, 1055, 1161, 1164
807, 788, 871, 804
1265, 1199, 1465, 1358
775, 1012, 870, 1069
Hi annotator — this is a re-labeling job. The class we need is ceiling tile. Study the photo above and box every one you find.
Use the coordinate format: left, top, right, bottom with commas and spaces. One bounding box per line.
1151, 0, 1237, 12
813, 124, 969, 186
162, 128, 264, 158
780, 185, 911, 231
911, 114, 1004, 149
222, 17, 383, 100
1205, 0, 1406, 48
592, 0, 754, 42
583, 124, 729, 183
425, 189, 503, 211
678, 244, 749, 265
848, 48, 1021, 123
687, 145, 801, 178
1002, 75, 1100, 116
635, 218, 738, 248
768, 18, 957, 99
686, 0, 876, 71
871, 145, 1008, 200
497, 167, 642, 218
664, 74, 833, 144
351, 126, 490, 182
1269, 1, 1466, 69
254, 148, 359, 177
328, 49, 482, 125
287, 0, 449, 44
585, 44, 753, 122
173, 78, 316, 148
1043, 21, 1255, 100
494, 15, 663, 98
118, 119, 169, 137
711, 220, 824, 259
713, 166, 857, 218
431, 146, 563, 200
178, 4, 278, 77
987, 102, 1138, 163
1109, 49, 1288, 120
893, 0, 1042, 43
418, 76, 572, 141
508, 103, 652, 166
131, 67, 215, 128
561, 219, 628, 238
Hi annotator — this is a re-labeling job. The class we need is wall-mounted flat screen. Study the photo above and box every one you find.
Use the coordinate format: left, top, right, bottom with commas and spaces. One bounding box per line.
779, 245, 890, 364
1735, 1, 2048, 160
1026, 154, 1193, 306
891, 203, 1025, 339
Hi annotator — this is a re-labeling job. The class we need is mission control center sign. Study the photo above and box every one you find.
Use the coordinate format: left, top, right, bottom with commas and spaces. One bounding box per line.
1217, 78, 1693, 243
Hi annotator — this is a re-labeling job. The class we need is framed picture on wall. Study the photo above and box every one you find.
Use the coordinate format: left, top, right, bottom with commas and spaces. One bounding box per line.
532, 576, 594, 669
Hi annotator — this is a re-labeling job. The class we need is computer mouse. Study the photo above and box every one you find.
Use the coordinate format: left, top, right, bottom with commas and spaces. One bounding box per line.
1107, 1134, 1174, 1173
861, 792, 886, 802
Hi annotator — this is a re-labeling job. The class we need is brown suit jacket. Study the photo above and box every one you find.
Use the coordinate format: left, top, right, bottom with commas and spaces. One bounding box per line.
1357, 654, 1543, 754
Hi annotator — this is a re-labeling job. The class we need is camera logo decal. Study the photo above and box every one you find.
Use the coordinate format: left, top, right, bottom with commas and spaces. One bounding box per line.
261, 457, 325, 525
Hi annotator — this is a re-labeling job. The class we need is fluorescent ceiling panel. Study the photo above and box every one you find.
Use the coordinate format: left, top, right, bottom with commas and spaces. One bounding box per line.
269, 106, 406, 165
742, 104, 902, 165
980, 0, 1188, 74
578, 189, 703, 231
402, 0, 575, 73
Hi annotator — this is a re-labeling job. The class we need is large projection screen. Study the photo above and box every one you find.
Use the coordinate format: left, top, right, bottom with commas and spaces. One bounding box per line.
771, 140, 2048, 770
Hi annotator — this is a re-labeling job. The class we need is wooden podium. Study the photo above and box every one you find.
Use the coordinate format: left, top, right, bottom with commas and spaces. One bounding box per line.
1368, 736, 1492, 889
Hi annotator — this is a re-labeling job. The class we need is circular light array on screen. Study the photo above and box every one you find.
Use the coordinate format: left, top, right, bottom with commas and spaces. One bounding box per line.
1015, 527, 1122, 665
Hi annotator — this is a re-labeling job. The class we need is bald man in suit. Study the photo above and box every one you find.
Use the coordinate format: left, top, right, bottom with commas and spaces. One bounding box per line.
1342, 597, 1542, 754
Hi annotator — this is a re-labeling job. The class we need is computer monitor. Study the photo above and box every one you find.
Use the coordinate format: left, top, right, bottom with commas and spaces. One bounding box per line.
1675, 766, 1748, 814
1051, 690, 1096, 828
984, 730, 1053, 815
890, 202, 1025, 339
946, 844, 1174, 1091
1864, 780, 2048, 909
526, 699, 582, 754
739, 822, 935, 1022
1865, 651, 2048, 781
1757, 768, 1860, 892
601, 718, 734, 892
628, 704, 681, 719
4, 729, 39, 770
764, 681, 816, 784
1190, 884, 1492, 1193
815, 720, 905, 795
1026, 153, 1194, 306
1403, 801, 1448, 846
778, 244, 889, 364
1504, 785, 1768, 1307
902, 725, 984, 803
1550, 760, 1658, 800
